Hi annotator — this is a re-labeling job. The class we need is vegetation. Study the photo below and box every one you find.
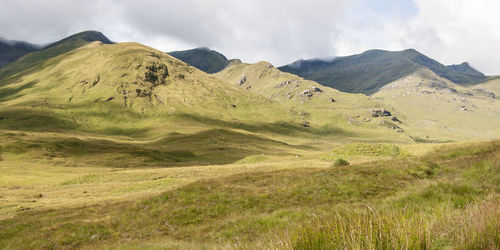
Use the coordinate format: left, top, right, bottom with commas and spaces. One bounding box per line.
1, 139, 500, 249
331, 157, 349, 166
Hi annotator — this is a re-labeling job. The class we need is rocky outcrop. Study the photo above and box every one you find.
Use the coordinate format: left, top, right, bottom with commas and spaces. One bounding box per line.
371, 109, 391, 117
144, 62, 169, 85
239, 75, 247, 85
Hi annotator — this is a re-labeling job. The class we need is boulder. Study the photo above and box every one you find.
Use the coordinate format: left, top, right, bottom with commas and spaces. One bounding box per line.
312, 86, 323, 92
371, 109, 392, 117
391, 116, 402, 123
301, 89, 313, 98
239, 75, 247, 85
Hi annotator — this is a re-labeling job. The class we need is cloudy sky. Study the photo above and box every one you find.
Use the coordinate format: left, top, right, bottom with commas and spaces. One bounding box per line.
1, 0, 499, 74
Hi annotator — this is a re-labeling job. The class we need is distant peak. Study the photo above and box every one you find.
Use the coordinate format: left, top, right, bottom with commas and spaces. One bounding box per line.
194, 46, 212, 51
44, 30, 113, 49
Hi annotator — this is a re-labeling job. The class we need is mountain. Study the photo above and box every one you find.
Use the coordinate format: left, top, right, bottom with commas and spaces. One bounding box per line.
279, 49, 487, 95
446, 62, 485, 77
44, 30, 113, 49
0, 31, 114, 80
0, 38, 40, 68
169, 47, 230, 73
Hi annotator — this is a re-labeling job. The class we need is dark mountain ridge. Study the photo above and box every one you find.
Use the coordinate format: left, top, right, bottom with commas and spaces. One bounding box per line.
279, 49, 487, 95
169, 47, 230, 73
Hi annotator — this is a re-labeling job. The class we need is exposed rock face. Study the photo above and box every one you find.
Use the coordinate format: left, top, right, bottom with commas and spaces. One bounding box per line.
135, 88, 152, 97
391, 116, 402, 123
239, 75, 247, 85
144, 62, 169, 85
301, 89, 313, 98
312, 86, 323, 92
371, 109, 392, 117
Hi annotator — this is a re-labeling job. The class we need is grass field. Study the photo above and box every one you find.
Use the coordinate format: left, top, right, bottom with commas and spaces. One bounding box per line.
1, 133, 499, 249
1, 37, 500, 249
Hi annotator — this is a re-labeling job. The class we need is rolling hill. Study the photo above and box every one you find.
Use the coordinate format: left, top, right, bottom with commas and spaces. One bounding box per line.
372, 68, 500, 140
215, 60, 410, 140
279, 49, 486, 95
169, 47, 230, 73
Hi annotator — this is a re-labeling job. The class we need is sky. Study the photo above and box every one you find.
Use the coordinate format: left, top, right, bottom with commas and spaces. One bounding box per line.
1, 0, 499, 75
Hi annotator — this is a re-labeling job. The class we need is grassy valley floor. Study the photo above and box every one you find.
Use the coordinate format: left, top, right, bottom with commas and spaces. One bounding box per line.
1, 130, 499, 249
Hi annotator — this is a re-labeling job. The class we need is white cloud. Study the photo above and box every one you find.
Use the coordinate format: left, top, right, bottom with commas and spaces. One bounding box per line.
1, 0, 500, 74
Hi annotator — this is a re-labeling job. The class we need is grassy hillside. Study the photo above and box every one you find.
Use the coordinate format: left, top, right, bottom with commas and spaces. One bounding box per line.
169, 47, 230, 73
1, 140, 499, 249
279, 49, 486, 95
372, 68, 500, 141
0, 34, 393, 169
215, 61, 411, 142
0, 31, 114, 80
472, 76, 500, 97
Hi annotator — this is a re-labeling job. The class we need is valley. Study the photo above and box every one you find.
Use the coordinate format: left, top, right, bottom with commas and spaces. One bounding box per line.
0, 30, 499, 249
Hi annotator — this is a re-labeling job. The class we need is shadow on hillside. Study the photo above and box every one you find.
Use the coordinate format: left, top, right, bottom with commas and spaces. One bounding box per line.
174, 113, 358, 138
0, 80, 38, 102
0, 128, 305, 168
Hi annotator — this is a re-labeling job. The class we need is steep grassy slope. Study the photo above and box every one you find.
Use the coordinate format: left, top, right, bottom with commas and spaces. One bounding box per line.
279, 49, 486, 94
169, 47, 230, 73
0, 39, 40, 68
372, 68, 500, 140
0, 31, 114, 79
216, 61, 411, 141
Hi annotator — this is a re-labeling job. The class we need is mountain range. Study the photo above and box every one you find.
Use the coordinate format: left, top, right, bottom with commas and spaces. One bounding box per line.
0, 38, 40, 68
0, 30, 498, 143
2, 30, 500, 249
278, 49, 486, 95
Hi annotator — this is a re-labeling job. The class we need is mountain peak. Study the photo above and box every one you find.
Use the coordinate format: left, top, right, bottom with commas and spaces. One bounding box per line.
446, 62, 485, 78
169, 47, 230, 73
44, 30, 113, 49
279, 48, 486, 94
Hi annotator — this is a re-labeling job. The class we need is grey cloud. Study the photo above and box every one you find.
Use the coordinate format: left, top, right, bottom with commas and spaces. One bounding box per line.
1, 0, 499, 74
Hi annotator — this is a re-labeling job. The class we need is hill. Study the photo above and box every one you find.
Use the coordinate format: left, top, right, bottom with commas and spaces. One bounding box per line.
0, 31, 114, 79
215, 60, 410, 141
0, 38, 40, 68
169, 47, 230, 73
43, 30, 113, 49
0, 32, 338, 167
279, 49, 486, 95
372, 68, 500, 140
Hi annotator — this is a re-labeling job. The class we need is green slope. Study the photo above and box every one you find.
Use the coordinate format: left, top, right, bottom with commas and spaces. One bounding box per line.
0, 34, 324, 167
0, 30, 114, 80
169, 47, 230, 73
279, 49, 486, 95
216, 60, 411, 142
372, 68, 500, 140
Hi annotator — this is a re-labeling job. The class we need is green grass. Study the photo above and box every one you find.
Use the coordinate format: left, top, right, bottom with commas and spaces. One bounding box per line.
1, 141, 500, 249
